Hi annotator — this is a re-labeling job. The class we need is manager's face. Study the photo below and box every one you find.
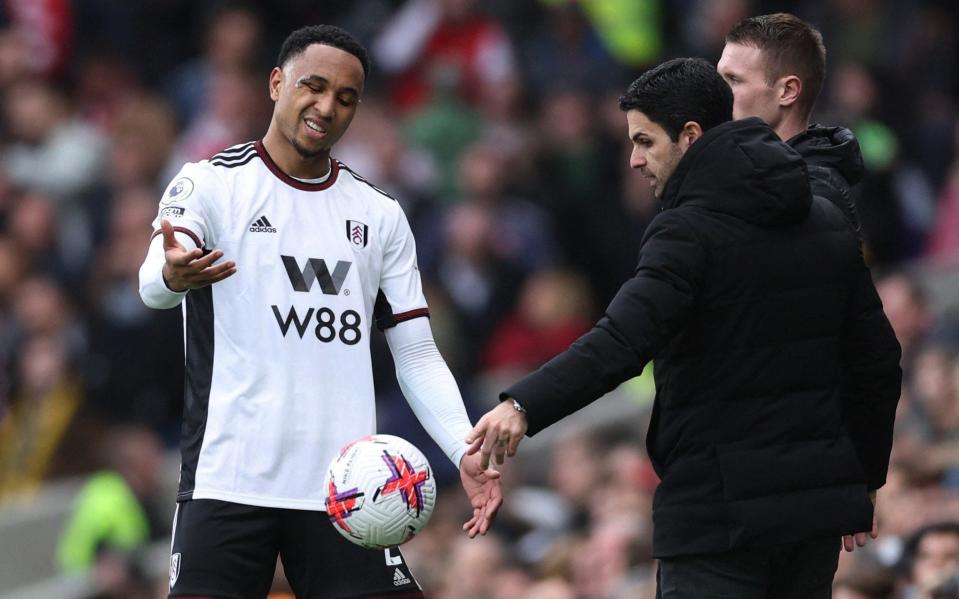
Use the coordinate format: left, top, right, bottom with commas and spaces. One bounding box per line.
626, 110, 684, 199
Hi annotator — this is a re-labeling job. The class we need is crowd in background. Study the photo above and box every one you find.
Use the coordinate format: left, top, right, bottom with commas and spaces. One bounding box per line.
0, 0, 957, 597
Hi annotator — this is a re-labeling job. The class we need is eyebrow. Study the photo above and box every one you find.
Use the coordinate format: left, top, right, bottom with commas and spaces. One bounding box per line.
631, 131, 650, 142
295, 75, 360, 97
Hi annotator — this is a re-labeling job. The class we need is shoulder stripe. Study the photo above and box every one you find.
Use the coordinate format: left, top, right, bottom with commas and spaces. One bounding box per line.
210, 142, 255, 161
211, 146, 256, 162
338, 162, 397, 202
211, 150, 258, 169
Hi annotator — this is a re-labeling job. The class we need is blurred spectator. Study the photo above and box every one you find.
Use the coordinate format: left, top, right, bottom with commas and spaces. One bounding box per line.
901, 522, 959, 599
926, 138, 959, 262
0, 27, 33, 88
481, 268, 593, 374
164, 3, 265, 126
877, 271, 932, 366
827, 61, 937, 264
374, 0, 517, 112
425, 202, 524, 372
519, 3, 624, 100
0, 335, 87, 498
2, 79, 107, 201
56, 425, 166, 572
833, 553, 897, 599
172, 67, 271, 163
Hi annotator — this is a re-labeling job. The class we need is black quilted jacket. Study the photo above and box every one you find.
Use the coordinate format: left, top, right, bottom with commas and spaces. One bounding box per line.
504, 118, 901, 557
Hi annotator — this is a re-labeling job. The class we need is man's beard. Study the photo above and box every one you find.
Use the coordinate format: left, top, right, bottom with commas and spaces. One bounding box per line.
291, 135, 325, 159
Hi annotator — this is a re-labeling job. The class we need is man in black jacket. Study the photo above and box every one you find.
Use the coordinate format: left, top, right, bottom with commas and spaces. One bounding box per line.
466, 58, 902, 598
718, 13, 864, 244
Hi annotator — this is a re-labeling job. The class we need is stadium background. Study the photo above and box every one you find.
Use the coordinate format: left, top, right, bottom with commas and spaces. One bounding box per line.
0, 0, 957, 597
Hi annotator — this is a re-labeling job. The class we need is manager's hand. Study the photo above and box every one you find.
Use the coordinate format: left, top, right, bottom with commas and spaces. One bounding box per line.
843, 490, 878, 552
465, 398, 528, 470
160, 219, 236, 291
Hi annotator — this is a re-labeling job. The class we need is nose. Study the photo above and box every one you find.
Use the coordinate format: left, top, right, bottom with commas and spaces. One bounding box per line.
630, 147, 646, 169
313, 92, 336, 119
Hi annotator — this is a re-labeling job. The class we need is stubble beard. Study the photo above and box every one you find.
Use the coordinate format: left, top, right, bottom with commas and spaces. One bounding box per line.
291, 135, 326, 159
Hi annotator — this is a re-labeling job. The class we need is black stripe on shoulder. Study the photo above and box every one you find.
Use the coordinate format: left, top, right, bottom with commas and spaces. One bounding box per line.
210, 151, 258, 169
210, 142, 255, 161
338, 162, 397, 202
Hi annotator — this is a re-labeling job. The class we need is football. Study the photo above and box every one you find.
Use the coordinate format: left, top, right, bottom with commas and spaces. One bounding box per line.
323, 434, 436, 549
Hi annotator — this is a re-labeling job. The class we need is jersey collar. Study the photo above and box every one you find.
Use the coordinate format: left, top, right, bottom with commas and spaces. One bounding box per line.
254, 140, 339, 191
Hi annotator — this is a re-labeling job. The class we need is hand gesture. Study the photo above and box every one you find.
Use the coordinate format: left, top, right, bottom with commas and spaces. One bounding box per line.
465, 399, 528, 471
160, 219, 236, 291
843, 490, 878, 552
459, 451, 502, 538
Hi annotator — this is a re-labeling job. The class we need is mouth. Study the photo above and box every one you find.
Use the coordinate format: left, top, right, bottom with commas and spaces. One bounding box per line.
303, 117, 328, 139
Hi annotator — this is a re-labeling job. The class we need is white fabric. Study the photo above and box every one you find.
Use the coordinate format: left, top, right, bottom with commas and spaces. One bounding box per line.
386, 317, 471, 468
137, 141, 449, 510
138, 232, 193, 310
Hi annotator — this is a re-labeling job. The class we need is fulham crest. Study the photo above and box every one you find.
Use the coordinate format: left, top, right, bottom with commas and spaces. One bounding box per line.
347, 220, 368, 248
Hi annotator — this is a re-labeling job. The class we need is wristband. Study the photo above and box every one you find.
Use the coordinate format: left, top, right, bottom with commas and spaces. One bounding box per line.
510, 398, 526, 414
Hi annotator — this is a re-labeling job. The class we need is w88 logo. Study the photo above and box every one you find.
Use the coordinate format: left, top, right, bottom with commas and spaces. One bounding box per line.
271, 305, 362, 345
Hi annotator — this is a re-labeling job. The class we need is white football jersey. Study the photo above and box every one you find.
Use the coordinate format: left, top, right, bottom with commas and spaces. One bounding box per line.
151, 141, 429, 510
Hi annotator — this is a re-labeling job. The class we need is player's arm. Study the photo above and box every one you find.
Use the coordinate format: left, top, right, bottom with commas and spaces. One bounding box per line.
138, 165, 235, 309
384, 317, 471, 466
385, 317, 502, 537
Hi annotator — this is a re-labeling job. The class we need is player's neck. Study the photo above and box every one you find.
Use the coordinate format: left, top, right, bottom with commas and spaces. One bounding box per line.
261, 128, 332, 180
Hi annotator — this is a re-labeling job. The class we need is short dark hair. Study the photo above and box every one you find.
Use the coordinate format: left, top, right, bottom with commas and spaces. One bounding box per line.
618, 57, 733, 141
726, 13, 826, 120
901, 521, 959, 576
277, 25, 369, 79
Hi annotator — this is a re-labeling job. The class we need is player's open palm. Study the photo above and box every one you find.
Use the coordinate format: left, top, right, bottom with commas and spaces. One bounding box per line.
161, 219, 236, 291
459, 452, 502, 538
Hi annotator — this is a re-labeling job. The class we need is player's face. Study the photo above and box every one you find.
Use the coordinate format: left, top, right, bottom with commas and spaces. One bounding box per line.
269, 43, 364, 159
626, 110, 685, 199
718, 42, 780, 126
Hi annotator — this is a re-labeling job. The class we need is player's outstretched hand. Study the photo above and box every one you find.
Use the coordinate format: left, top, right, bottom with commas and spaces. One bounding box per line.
459, 452, 502, 538
161, 219, 236, 291
465, 399, 528, 471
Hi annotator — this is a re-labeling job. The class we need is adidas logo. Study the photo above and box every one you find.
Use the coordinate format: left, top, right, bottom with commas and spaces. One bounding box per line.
250, 216, 277, 233
393, 568, 412, 586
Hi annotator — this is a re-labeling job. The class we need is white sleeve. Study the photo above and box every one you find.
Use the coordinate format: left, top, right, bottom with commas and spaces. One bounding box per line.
138, 231, 197, 309
373, 205, 429, 330
385, 316, 472, 468
138, 162, 218, 310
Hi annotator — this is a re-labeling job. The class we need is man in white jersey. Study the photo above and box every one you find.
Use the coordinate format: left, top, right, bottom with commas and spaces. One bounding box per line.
139, 25, 502, 599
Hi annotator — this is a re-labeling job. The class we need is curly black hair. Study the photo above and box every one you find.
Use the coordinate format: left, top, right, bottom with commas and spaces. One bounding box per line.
277, 25, 369, 79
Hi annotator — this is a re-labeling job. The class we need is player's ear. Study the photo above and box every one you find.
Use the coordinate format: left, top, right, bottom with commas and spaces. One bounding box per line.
779, 75, 801, 108
269, 67, 283, 102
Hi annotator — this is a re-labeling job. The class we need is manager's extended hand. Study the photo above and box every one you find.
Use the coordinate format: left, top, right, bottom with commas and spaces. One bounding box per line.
465, 399, 528, 470
459, 452, 502, 538
160, 219, 236, 291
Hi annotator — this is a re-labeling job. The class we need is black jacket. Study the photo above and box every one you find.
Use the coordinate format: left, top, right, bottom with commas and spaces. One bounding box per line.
505, 118, 901, 557
789, 124, 864, 242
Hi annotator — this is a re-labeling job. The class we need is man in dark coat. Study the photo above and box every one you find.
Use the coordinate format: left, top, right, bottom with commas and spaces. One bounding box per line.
466, 58, 902, 598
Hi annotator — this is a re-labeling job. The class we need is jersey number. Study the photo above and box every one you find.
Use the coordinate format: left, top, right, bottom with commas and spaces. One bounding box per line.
271, 305, 362, 345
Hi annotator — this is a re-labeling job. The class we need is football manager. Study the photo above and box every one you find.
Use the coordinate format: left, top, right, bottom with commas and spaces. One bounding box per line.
467, 57, 902, 598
